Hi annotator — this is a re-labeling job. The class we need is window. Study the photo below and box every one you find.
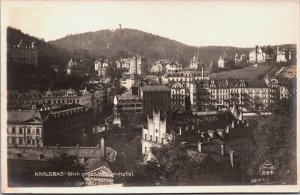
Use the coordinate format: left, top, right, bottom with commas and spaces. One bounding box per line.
156, 136, 158, 142
12, 127, 16, 134
27, 128, 30, 134
150, 135, 152, 141
144, 134, 147, 140
19, 128, 23, 134
19, 138, 23, 145
36, 129, 40, 134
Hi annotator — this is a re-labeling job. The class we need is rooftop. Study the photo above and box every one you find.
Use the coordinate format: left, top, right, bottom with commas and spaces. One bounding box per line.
141, 85, 170, 92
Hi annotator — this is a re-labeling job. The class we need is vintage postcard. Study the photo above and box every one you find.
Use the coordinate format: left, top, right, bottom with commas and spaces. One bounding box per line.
1, 0, 299, 193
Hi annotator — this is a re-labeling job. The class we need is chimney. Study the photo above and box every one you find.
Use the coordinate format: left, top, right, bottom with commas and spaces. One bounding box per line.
226, 125, 230, 133
230, 151, 235, 167
237, 120, 240, 125
198, 141, 203, 153
192, 125, 195, 131
231, 120, 235, 128
186, 126, 188, 132
179, 127, 182, 135
221, 144, 225, 156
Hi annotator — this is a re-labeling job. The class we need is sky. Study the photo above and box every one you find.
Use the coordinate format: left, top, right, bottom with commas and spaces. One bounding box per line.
2, 0, 299, 47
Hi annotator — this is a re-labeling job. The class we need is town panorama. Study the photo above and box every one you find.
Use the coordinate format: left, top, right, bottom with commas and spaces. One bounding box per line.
5, 25, 297, 188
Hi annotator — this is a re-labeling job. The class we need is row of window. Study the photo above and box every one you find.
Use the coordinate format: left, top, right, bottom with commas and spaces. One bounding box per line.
8, 127, 41, 135
144, 134, 164, 143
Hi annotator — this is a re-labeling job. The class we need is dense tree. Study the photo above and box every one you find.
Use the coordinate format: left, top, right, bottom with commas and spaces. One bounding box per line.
248, 94, 296, 184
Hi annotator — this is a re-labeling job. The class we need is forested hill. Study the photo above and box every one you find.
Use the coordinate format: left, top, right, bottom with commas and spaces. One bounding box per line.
7, 27, 73, 69
50, 28, 252, 66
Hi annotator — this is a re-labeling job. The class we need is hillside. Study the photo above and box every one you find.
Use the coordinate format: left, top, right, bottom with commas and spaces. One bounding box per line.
50, 28, 252, 67
7, 27, 73, 69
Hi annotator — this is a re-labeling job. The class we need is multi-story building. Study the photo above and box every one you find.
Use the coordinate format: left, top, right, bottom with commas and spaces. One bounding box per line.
94, 59, 107, 77
140, 85, 171, 114
248, 45, 273, 64
169, 82, 186, 111
120, 75, 135, 90
7, 110, 44, 147
7, 87, 92, 109
129, 56, 147, 75
113, 91, 143, 113
190, 52, 202, 70
8, 40, 38, 67
141, 111, 169, 154
165, 62, 182, 72
43, 104, 93, 146
190, 79, 270, 111
162, 68, 209, 90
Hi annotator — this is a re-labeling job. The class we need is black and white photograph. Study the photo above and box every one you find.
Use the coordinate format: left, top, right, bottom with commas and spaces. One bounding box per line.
1, 0, 299, 193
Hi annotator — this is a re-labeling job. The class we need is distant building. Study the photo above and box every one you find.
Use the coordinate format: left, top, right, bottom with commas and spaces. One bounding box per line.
7, 87, 93, 109
140, 85, 171, 114
165, 62, 182, 72
8, 40, 38, 67
169, 82, 186, 111
248, 46, 273, 64
276, 46, 290, 63
218, 56, 225, 68
129, 56, 147, 75
94, 59, 107, 77
150, 62, 163, 73
120, 75, 135, 90
190, 52, 202, 70
163, 68, 209, 90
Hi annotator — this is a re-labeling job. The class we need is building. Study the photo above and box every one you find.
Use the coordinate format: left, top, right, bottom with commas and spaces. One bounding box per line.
140, 85, 171, 114
113, 90, 143, 113
43, 105, 93, 146
248, 46, 273, 64
94, 59, 107, 77
7, 110, 44, 147
276, 46, 290, 63
165, 62, 182, 72
120, 75, 135, 90
218, 56, 225, 68
7, 87, 93, 109
7, 137, 114, 186
150, 62, 163, 73
129, 56, 147, 75
190, 79, 270, 111
89, 85, 104, 115
141, 111, 169, 154
8, 40, 38, 67
163, 68, 209, 90
190, 52, 202, 70
169, 82, 186, 111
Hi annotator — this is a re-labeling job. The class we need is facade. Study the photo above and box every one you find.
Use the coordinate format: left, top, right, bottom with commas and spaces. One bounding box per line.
276, 46, 290, 63
7, 110, 44, 147
248, 46, 273, 64
114, 91, 143, 113
150, 63, 163, 73
43, 105, 93, 146
190, 79, 270, 111
7, 87, 93, 109
8, 40, 38, 67
190, 52, 202, 70
169, 82, 186, 111
165, 63, 182, 72
163, 69, 209, 90
120, 75, 135, 90
140, 85, 172, 114
141, 111, 169, 154
218, 56, 225, 68
129, 56, 147, 75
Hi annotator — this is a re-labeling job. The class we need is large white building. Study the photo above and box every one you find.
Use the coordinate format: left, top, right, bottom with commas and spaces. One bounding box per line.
150, 62, 163, 73
141, 111, 169, 154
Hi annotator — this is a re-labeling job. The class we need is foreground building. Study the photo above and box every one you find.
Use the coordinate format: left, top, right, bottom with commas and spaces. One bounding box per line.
7, 137, 114, 186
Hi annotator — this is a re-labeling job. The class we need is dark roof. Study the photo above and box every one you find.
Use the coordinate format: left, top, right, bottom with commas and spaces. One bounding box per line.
141, 85, 170, 92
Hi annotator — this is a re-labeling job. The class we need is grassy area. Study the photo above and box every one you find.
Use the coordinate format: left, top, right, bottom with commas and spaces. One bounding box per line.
209, 65, 274, 80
